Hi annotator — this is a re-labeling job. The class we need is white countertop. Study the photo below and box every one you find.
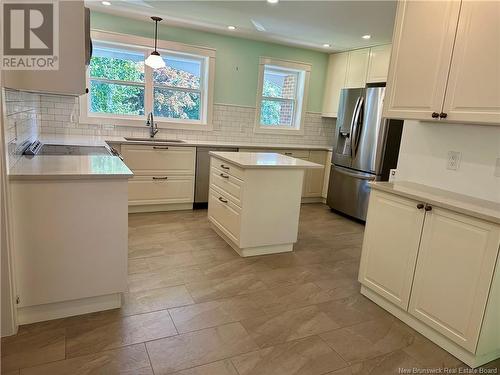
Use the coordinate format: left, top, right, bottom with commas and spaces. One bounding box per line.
9, 155, 133, 180
370, 181, 500, 224
209, 151, 324, 169
38, 134, 333, 152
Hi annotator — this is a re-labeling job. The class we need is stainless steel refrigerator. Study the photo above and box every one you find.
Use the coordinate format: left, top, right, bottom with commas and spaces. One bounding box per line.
327, 87, 403, 221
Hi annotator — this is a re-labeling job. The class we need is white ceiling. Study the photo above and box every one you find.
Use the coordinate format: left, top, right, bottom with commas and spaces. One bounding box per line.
87, 1, 397, 52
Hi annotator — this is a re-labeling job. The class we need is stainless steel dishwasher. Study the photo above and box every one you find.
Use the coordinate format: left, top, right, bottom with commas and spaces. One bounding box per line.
194, 146, 238, 208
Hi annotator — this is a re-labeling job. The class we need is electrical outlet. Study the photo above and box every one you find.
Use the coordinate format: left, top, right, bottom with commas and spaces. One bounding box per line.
495, 158, 500, 177
447, 151, 461, 171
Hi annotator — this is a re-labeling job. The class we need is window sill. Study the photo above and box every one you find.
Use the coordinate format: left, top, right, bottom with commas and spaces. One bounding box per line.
79, 115, 214, 131
253, 125, 304, 136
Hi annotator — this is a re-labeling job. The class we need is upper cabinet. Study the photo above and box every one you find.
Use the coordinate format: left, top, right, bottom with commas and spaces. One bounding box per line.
321, 53, 349, 117
322, 45, 391, 118
345, 48, 370, 89
367, 44, 392, 83
384, 0, 500, 125
3, 2, 89, 96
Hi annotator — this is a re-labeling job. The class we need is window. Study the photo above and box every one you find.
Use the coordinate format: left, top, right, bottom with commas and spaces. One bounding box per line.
255, 57, 311, 134
81, 31, 215, 130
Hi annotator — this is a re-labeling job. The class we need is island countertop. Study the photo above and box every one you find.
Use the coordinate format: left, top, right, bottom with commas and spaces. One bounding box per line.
209, 151, 323, 169
9, 155, 133, 180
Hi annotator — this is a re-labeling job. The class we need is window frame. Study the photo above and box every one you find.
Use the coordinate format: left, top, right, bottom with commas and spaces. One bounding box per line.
254, 57, 311, 135
80, 30, 216, 131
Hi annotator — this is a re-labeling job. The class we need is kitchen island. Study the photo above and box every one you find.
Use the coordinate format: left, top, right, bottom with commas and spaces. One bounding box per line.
208, 152, 322, 257
9, 154, 132, 324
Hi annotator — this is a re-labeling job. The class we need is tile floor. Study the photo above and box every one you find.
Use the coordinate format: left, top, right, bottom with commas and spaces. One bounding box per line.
2, 204, 499, 374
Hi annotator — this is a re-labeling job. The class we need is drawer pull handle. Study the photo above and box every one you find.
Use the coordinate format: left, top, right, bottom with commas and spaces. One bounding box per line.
218, 197, 228, 203
431, 112, 440, 118
220, 164, 230, 170
417, 203, 424, 209
424, 205, 433, 212
152, 176, 168, 180
153, 146, 169, 150
220, 173, 229, 179
284, 152, 292, 156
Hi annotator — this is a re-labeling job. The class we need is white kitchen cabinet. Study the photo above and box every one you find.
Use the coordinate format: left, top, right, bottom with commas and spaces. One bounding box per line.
359, 182, 500, 367
322, 45, 391, 117
121, 145, 196, 176
384, 0, 499, 125
304, 151, 326, 198
384, 0, 460, 122
344, 48, 370, 89
366, 44, 392, 83
321, 52, 348, 117
442, 0, 500, 124
128, 176, 195, 206
358, 190, 424, 310
3, 1, 89, 96
409, 206, 500, 352
121, 144, 196, 211
208, 153, 321, 257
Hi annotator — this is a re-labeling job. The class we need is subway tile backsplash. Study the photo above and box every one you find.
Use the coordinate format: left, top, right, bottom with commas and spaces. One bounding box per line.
3, 89, 335, 170
3, 89, 40, 168
38, 95, 335, 146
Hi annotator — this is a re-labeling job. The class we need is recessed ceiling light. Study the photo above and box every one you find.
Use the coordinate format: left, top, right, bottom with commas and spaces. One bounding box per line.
362, 34, 371, 40
267, 0, 279, 4
101, 1, 111, 5
322, 43, 331, 48
227, 25, 236, 30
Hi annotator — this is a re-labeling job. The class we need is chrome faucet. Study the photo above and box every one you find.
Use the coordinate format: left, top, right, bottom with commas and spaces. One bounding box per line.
146, 112, 158, 138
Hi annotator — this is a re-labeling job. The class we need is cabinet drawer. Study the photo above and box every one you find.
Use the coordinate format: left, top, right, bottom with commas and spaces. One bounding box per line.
208, 189, 241, 243
210, 167, 242, 205
121, 145, 195, 175
128, 176, 194, 205
211, 157, 244, 180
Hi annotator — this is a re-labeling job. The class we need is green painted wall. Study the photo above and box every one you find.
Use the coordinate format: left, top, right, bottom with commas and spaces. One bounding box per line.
91, 11, 329, 112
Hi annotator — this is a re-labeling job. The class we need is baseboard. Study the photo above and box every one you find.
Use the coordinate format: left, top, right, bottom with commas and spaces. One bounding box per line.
209, 223, 294, 257
17, 293, 122, 325
301, 197, 325, 204
128, 203, 193, 213
360, 286, 498, 368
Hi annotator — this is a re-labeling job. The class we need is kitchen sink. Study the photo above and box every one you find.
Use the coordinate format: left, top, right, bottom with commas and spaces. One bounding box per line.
124, 137, 185, 143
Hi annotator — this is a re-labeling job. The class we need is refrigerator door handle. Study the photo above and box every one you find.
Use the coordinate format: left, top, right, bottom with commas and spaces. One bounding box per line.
349, 97, 362, 158
351, 96, 364, 157
334, 165, 376, 180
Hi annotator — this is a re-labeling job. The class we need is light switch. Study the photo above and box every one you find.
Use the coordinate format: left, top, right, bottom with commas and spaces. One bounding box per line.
447, 151, 461, 171
495, 158, 500, 177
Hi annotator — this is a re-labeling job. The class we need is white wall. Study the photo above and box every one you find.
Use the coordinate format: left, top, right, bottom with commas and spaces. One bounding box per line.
396, 121, 500, 203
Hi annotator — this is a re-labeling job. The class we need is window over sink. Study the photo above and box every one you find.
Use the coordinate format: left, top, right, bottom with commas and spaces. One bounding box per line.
80, 31, 215, 130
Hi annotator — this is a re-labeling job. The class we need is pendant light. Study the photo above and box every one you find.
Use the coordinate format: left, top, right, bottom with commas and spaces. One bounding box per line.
145, 16, 166, 69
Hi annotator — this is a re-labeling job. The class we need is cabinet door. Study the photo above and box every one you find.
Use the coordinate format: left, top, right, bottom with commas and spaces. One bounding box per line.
304, 151, 326, 198
367, 44, 392, 83
3, 1, 86, 95
345, 48, 370, 89
442, 1, 500, 124
321, 53, 348, 117
383, 0, 461, 121
409, 207, 500, 352
358, 190, 425, 310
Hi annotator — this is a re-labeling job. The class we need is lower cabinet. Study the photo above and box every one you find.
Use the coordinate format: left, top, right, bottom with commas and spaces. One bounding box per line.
359, 188, 500, 366
128, 176, 195, 206
121, 145, 196, 211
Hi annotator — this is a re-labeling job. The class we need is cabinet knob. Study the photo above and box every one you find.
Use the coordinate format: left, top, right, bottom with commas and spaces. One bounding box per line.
417, 203, 424, 209
424, 205, 433, 212
439, 112, 448, 119
431, 112, 440, 118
